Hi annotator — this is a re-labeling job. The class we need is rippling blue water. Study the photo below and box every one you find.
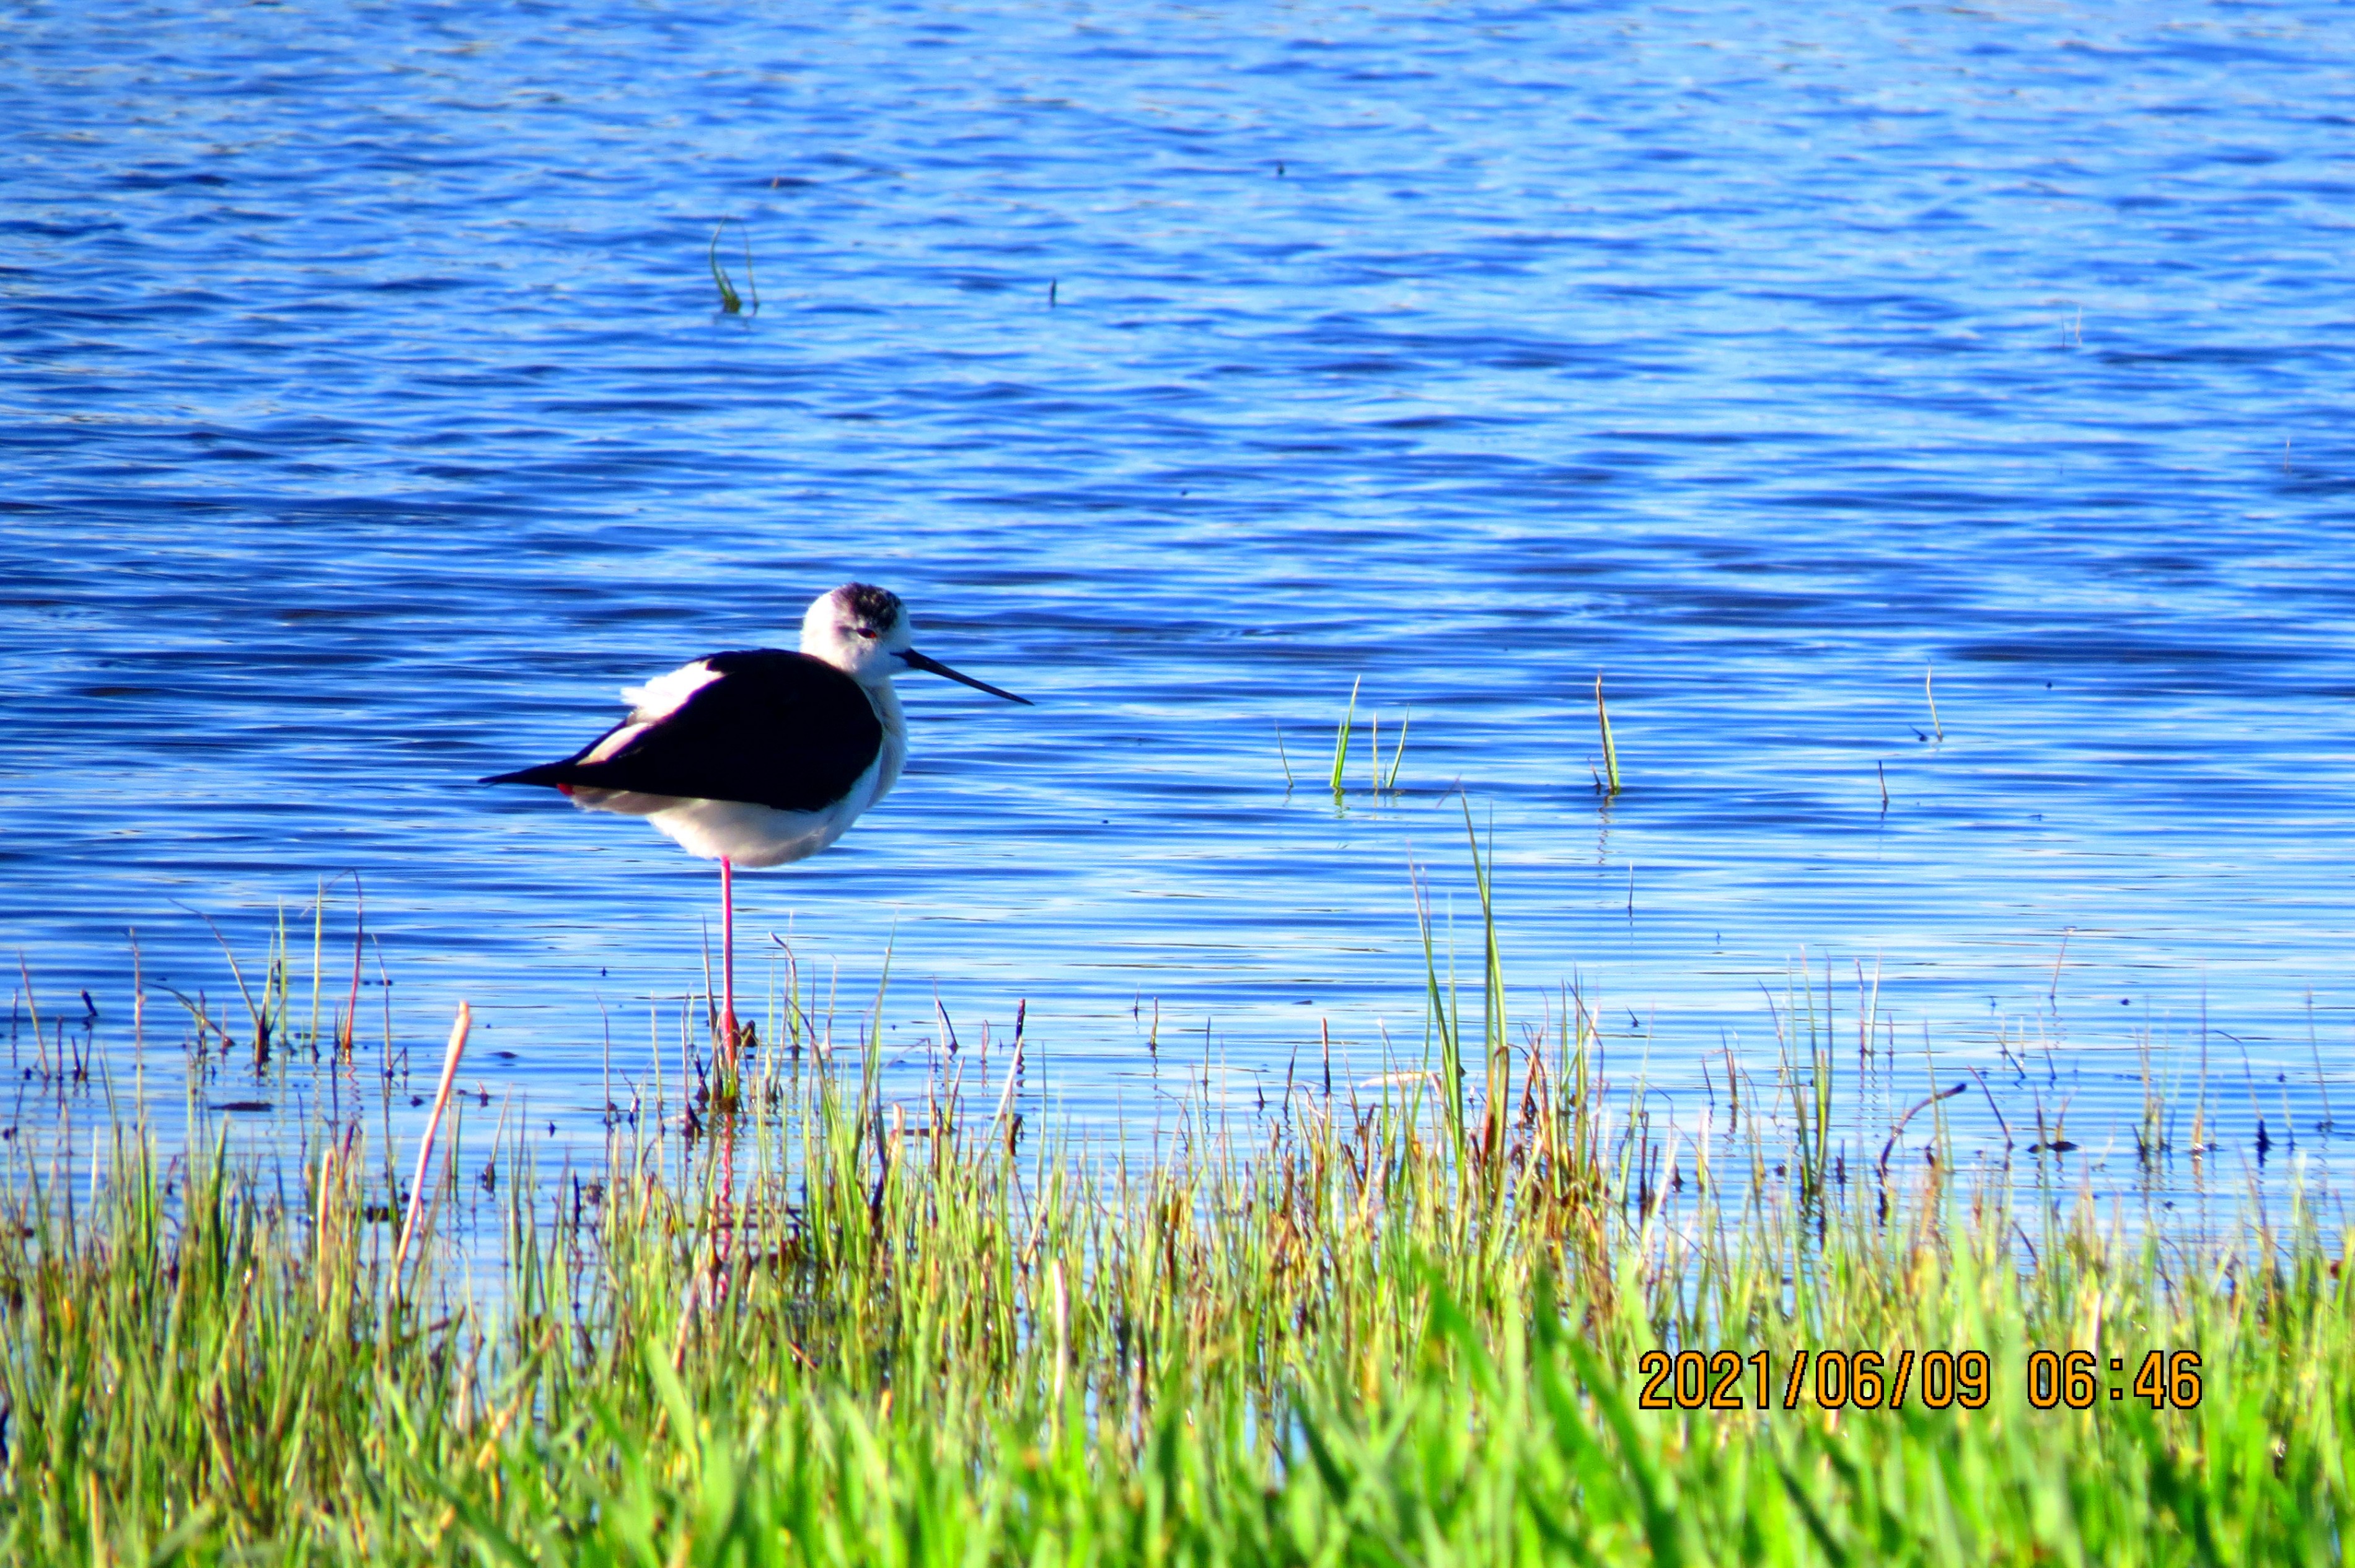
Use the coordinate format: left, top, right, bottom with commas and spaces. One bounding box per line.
6, 0, 2354, 1209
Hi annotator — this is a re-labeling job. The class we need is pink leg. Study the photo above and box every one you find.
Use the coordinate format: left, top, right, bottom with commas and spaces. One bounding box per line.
717, 857, 739, 1275
720, 856, 737, 1065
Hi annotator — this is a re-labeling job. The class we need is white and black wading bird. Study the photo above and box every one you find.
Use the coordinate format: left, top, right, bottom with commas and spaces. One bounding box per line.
483, 583, 1028, 1068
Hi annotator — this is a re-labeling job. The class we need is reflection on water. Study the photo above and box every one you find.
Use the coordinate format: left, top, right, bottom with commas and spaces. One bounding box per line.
4, 0, 2354, 1225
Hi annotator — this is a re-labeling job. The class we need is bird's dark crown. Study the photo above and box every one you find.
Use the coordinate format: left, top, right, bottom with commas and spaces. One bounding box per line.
842, 583, 904, 629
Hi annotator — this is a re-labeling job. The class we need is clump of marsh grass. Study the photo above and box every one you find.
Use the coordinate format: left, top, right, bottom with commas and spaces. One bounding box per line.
2, 857, 2348, 1564
142, 878, 373, 1072
6, 1001, 2343, 1563
708, 219, 759, 316
1304, 679, 1408, 800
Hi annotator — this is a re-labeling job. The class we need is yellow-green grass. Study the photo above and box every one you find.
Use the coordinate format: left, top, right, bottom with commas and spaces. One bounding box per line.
5, 839, 2345, 1565
1, 998, 2343, 1566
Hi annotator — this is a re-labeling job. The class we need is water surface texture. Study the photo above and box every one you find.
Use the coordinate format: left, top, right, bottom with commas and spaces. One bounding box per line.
5, 1, 2354, 1205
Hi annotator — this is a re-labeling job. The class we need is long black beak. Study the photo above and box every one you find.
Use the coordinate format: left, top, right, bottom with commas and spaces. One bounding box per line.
897, 647, 1032, 705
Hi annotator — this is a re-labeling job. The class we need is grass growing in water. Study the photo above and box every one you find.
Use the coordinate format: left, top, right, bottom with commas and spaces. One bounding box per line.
2, 866, 2346, 1563
1331, 676, 1360, 796
7, 1046, 2341, 1562
1596, 672, 1622, 796
708, 219, 759, 315
1311, 680, 1407, 798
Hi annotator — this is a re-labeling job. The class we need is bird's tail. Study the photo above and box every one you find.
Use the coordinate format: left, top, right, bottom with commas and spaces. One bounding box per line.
481, 762, 581, 788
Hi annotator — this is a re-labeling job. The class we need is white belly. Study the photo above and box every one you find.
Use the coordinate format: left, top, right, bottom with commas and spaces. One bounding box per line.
567, 759, 886, 868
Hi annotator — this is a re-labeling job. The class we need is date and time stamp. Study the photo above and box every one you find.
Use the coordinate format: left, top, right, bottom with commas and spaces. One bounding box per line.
1634, 1348, 2204, 1412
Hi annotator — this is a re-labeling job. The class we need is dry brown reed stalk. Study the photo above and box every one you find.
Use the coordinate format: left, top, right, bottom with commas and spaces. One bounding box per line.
313, 1135, 340, 1313
394, 1002, 472, 1280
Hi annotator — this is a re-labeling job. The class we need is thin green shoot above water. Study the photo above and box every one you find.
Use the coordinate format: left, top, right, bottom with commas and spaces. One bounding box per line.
1596, 671, 1622, 796
1330, 675, 1358, 795
708, 219, 759, 315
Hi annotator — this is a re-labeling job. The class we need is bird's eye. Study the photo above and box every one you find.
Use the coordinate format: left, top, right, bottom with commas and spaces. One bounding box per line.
855, 627, 878, 640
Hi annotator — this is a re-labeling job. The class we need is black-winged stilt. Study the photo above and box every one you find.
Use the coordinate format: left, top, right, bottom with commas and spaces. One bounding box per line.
483, 583, 1028, 1078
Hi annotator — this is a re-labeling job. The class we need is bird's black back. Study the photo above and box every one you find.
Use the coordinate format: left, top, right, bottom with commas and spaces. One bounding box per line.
483, 650, 884, 813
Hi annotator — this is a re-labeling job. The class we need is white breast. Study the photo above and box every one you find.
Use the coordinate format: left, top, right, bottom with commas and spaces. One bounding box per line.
641, 758, 887, 866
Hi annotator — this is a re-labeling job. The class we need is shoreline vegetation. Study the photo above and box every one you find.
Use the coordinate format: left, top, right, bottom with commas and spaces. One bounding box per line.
4, 853, 2349, 1564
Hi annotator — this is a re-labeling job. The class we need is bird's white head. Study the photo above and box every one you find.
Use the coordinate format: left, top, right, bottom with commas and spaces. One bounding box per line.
799, 581, 1033, 703
801, 583, 912, 684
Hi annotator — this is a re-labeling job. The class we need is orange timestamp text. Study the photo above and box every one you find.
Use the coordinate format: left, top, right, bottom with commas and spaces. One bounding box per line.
1634, 1349, 2203, 1412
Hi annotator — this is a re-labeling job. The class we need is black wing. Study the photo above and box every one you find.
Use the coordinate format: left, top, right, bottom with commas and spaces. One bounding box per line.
482, 650, 883, 813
